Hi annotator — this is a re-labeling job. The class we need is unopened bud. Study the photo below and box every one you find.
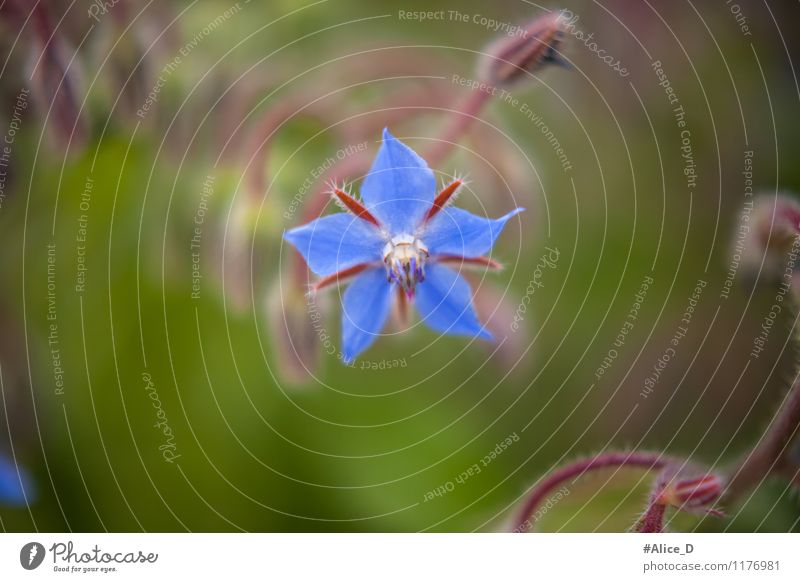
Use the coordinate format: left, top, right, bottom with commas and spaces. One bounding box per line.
478, 11, 569, 87
656, 473, 723, 513
757, 193, 800, 249
737, 193, 800, 284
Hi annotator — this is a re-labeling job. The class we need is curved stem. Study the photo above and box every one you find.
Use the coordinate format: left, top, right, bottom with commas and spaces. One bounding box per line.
725, 370, 800, 499
424, 90, 491, 167
510, 451, 670, 533
723, 227, 800, 500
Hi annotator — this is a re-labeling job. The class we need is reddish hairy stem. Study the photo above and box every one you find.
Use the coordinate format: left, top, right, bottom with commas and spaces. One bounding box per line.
31, 2, 52, 40
725, 372, 800, 499
635, 469, 671, 533
425, 90, 491, 167
510, 451, 670, 533
244, 102, 338, 202
636, 502, 666, 533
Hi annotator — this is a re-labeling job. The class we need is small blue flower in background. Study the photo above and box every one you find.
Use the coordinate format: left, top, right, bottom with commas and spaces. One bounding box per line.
285, 128, 523, 363
1, 453, 33, 506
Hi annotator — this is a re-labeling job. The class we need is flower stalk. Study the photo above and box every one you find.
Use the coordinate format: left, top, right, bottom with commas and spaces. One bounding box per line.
510, 451, 669, 532
725, 194, 800, 500
726, 360, 800, 499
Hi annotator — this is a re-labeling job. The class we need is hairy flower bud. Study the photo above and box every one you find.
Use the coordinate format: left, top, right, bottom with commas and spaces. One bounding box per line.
736, 192, 800, 285
656, 473, 723, 513
637, 469, 723, 532
478, 11, 569, 87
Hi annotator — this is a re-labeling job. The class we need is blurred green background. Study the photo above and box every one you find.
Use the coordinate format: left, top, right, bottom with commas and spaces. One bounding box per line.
1, 0, 799, 532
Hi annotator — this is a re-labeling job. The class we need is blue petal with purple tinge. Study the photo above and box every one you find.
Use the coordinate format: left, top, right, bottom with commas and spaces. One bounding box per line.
284, 213, 384, 277
360, 128, 435, 234
415, 263, 492, 340
341, 267, 394, 363
424, 207, 524, 258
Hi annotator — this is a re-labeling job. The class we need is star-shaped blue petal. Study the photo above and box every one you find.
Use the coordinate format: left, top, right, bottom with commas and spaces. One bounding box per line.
415, 264, 493, 340
424, 207, 525, 258
341, 267, 394, 363
360, 127, 436, 234
283, 213, 384, 277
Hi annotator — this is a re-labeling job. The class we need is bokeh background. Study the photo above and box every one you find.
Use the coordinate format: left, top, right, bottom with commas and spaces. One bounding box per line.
1, 0, 799, 532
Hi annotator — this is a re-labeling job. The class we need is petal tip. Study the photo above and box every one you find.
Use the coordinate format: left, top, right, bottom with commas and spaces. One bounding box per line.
341, 344, 363, 365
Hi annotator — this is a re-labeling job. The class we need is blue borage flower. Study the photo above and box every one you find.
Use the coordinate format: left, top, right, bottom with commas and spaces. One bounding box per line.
284, 128, 524, 363
1, 454, 32, 506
